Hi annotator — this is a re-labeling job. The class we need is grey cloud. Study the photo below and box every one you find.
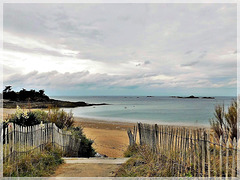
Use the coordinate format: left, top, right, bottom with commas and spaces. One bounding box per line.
135, 60, 151, 67
4, 70, 169, 90
4, 4, 236, 64
198, 51, 207, 59
4, 66, 236, 92
181, 61, 199, 67
3, 4, 237, 92
144, 60, 151, 65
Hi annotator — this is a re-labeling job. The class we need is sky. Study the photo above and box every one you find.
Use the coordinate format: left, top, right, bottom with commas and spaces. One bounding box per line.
2, 3, 237, 96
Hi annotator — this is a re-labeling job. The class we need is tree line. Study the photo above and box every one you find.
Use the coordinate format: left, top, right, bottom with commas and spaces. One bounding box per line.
1, 86, 50, 102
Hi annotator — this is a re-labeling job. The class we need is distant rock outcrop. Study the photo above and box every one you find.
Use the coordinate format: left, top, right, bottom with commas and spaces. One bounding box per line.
170, 95, 215, 99
202, 97, 215, 99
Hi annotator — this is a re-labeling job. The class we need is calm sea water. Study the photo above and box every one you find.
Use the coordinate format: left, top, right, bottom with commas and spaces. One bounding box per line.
51, 96, 235, 127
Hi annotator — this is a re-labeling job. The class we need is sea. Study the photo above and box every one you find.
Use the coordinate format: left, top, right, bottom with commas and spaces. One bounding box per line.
51, 96, 235, 127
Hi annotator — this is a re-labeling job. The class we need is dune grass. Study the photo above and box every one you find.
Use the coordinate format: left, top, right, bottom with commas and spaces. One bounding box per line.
116, 143, 237, 177
3, 143, 64, 177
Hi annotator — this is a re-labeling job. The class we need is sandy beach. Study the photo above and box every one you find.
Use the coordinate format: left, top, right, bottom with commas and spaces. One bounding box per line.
74, 117, 134, 157
2, 108, 134, 158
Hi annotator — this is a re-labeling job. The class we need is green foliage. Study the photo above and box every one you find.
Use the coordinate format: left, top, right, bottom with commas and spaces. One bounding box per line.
3, 86, 49, 102
71, 126, 96, 157
210, 99, 237, 143
185, 171, 192, 177
116, 145, 175, 177
47, 108, 74, 129
3, 143, 63, 177
6, 106, 45, 127
5, 106, 95, 158
124, 144, 139, 157
5, 106, 74, 129
32, 109, 48, 121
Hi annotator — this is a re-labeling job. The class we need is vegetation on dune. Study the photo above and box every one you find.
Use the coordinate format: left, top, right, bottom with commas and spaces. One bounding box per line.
117, 142, 237, 177
4, 106, 73, 128
116, 145, 176, 177
4, 143, 64, 177
3, 106, 96, 176
209, 99, 237, 143
4, 106, 96, 157
71, 126, 96, 157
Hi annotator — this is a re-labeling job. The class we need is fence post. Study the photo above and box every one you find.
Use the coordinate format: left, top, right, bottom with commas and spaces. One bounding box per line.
193, 129, 196, 177
155, 124, 159, 152
226, 139, 229, 178
220, 136, 223, 177
189, 129, 192, 174
201, 130, 205, 177
197, 129, 201, 176
183, 128, 187, 176
180, 128, 183, 176
207, 131, 210, 177
174, 128, 178, 162
177, 128, 181, 176
232, 137, 236, 177
52, 123, 54, 148
138, 123, 142, 145
160, 126, 162, 151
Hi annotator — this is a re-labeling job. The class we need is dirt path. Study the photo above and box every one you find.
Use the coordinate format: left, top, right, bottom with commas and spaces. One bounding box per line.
53, 157, 129, 177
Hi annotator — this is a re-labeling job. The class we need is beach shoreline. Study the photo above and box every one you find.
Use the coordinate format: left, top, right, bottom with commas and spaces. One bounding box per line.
2, 108, 209, 157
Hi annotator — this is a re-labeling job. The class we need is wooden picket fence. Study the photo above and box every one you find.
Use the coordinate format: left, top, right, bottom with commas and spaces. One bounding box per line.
127, 122, 239, 177
2, 122, 81, 163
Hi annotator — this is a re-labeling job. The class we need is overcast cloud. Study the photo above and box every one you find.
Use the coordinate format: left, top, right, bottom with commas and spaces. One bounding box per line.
2, 4, 237, 96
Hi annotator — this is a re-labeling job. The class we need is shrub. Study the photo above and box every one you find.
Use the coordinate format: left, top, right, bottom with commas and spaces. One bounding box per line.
5, 106, 74, 129
3, 143, 63, 177
209, 99, 237, 143
46, 107, 74, 129
116, 145, 174, 177
71, 126, 96, 157
7, 106, 44, 127
4, 106, 95, 158
124, 144, 139, 157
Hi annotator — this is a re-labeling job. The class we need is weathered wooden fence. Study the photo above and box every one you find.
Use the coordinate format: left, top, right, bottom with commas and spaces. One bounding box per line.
2, 122, 81, 163
128, 123, 239, 177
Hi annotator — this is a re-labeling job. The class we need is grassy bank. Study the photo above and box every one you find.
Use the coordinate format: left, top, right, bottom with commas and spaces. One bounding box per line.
116, 144, 175, 177
116, 142, 237, 177
4, 143, 64, 177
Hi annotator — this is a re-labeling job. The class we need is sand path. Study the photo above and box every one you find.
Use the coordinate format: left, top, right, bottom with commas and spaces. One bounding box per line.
53, 157, 129, 177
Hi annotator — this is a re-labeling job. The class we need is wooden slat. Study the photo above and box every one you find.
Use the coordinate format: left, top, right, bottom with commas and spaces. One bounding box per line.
232, 137, 236, 177
219, 136, 223, 177
207, 131, 210, 177
197, 129, 201, 176
193, 129, 196, 177
202, 130, 205, 177
226, 139, 229, 178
